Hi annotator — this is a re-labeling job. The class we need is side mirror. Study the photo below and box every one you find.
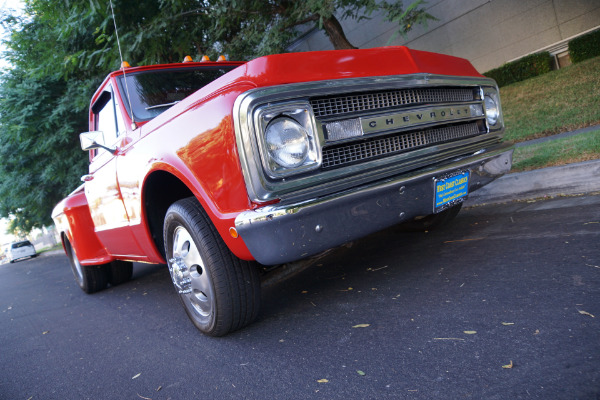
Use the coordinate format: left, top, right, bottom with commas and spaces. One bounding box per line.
79, 131, 117, 154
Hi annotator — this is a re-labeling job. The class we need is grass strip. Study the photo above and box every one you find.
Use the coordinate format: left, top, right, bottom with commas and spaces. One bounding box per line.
512, 129, 600, 172
500, 56, 600, 143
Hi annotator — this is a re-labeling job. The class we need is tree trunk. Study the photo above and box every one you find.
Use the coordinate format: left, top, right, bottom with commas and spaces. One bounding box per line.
322, 14, 358, 50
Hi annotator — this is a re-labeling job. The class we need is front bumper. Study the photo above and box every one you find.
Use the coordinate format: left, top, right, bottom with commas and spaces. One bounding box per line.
235, 143, 513, 265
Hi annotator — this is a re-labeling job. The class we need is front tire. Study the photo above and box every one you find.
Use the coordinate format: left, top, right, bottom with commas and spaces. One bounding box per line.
64, 237, 108, 294
164, 197, 260, 336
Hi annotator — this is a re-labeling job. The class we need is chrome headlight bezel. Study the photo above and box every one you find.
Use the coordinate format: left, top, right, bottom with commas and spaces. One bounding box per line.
481, 87, 503, 131
484, 94, 499, 126
254, 101, 321, 179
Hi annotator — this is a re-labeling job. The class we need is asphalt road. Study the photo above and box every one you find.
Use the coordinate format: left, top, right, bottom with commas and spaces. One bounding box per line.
1, 194, 599, 400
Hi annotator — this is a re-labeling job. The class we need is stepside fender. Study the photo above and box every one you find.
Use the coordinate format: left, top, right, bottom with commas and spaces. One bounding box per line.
51, 185, 112, 266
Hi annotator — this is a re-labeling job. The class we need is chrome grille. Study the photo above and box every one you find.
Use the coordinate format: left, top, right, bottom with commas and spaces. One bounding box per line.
322, 122, 481, 169
311, 88, 475, 118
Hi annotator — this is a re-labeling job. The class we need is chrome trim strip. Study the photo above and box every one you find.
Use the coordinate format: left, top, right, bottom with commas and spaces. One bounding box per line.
359, 104, 481, 135
233, 74, 502, 203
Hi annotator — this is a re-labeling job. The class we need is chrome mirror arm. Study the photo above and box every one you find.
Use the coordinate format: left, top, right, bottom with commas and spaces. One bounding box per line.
93, 142, 118, 155
79, 131, 117, 154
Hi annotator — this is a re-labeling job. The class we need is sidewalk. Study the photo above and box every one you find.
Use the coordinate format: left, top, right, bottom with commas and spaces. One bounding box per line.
465, 158, 600, 206
466, 125, 600, 206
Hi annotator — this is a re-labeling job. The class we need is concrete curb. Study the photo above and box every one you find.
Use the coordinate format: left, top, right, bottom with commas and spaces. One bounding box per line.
514, 124, 600, 148
465, 158, 600, 206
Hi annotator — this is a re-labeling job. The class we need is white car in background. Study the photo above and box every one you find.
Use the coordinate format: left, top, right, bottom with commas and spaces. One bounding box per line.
7, 240, 37, 263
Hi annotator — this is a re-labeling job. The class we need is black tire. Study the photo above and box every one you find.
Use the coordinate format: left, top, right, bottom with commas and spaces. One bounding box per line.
164, 197, 260, 336
64, 237, 108, 294
400, 203, 463, 232
108, 260, 133, 286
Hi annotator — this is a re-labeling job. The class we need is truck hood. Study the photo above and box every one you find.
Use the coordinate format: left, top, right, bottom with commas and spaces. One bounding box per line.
236, 46, 482, 87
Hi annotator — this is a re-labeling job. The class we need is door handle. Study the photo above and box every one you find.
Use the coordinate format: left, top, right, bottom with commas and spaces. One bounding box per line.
81, 174, 94, 182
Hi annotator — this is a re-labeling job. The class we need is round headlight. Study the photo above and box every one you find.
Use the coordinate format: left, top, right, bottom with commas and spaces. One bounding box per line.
484, 94, 499, 126
265, 117, 309, 168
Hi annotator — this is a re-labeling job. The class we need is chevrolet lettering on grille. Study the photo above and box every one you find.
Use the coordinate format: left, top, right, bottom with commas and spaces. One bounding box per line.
360, 105, 477, 135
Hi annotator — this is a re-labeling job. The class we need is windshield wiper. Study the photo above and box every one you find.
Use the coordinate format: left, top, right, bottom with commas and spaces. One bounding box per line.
145, 100, 180, 110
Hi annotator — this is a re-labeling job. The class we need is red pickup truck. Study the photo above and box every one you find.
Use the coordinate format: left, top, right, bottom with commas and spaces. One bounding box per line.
52, 46, 513, 336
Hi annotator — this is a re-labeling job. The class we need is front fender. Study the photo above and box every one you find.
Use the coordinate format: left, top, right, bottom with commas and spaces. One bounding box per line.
117, 86, 258, 262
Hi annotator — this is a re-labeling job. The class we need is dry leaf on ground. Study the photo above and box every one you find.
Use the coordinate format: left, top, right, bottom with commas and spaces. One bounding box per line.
502, 361, 514, 369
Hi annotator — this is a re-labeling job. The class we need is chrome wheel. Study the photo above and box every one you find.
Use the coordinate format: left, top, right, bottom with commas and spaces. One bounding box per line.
70, 246, 85, 286
164, 198, 261, 336
168, 226, 215, 320
64, 237, 108, 294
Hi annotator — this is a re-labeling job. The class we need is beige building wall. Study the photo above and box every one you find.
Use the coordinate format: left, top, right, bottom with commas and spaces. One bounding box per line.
289, 0, 600, 73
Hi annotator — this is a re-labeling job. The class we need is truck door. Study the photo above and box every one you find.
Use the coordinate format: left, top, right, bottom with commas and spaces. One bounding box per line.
84, 85, 143, 256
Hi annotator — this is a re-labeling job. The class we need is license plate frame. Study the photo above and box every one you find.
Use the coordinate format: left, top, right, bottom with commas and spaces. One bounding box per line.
433, 171, 470, 213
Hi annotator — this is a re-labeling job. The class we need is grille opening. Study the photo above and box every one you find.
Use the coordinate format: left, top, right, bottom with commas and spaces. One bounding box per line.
321, 121, 485, 169
310, 87, 477, 118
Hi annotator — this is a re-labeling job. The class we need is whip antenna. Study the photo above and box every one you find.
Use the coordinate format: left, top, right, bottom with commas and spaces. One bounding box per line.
109, 0, 136, 129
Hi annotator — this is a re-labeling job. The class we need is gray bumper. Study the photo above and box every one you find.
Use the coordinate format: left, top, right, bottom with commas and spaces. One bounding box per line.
235, 143, 513, 265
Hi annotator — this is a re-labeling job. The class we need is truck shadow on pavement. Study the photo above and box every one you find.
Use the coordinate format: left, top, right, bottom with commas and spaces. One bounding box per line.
257, 215, 478, 326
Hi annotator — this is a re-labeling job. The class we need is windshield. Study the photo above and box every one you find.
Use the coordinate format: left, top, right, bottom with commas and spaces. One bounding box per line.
117, 66, 238, 122
12, 241, 32, 248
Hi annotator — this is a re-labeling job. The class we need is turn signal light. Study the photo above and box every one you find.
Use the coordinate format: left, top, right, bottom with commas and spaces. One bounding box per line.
182, 55, 193, 63
121, 61, 131, 68
229, 227, 239, 239
201, 55, 210, 62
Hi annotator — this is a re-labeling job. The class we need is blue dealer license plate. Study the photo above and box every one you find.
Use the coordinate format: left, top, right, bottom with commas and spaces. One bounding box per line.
434, 171, 470, 211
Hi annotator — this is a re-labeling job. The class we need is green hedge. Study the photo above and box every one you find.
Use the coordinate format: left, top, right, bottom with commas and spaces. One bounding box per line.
483, 52, 553, 87
569, 29, 600, 63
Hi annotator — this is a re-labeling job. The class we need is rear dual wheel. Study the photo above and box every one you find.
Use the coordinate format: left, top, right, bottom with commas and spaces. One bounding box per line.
64, 237, 133, 294
164, 197, 260, 336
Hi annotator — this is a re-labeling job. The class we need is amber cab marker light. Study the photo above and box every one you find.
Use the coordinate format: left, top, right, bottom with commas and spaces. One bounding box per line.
201, 55, 210, 62
121, 61, 130, 68
182, 55, 193, 63
229, 227, 239, 239
217, 55, 227, 62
